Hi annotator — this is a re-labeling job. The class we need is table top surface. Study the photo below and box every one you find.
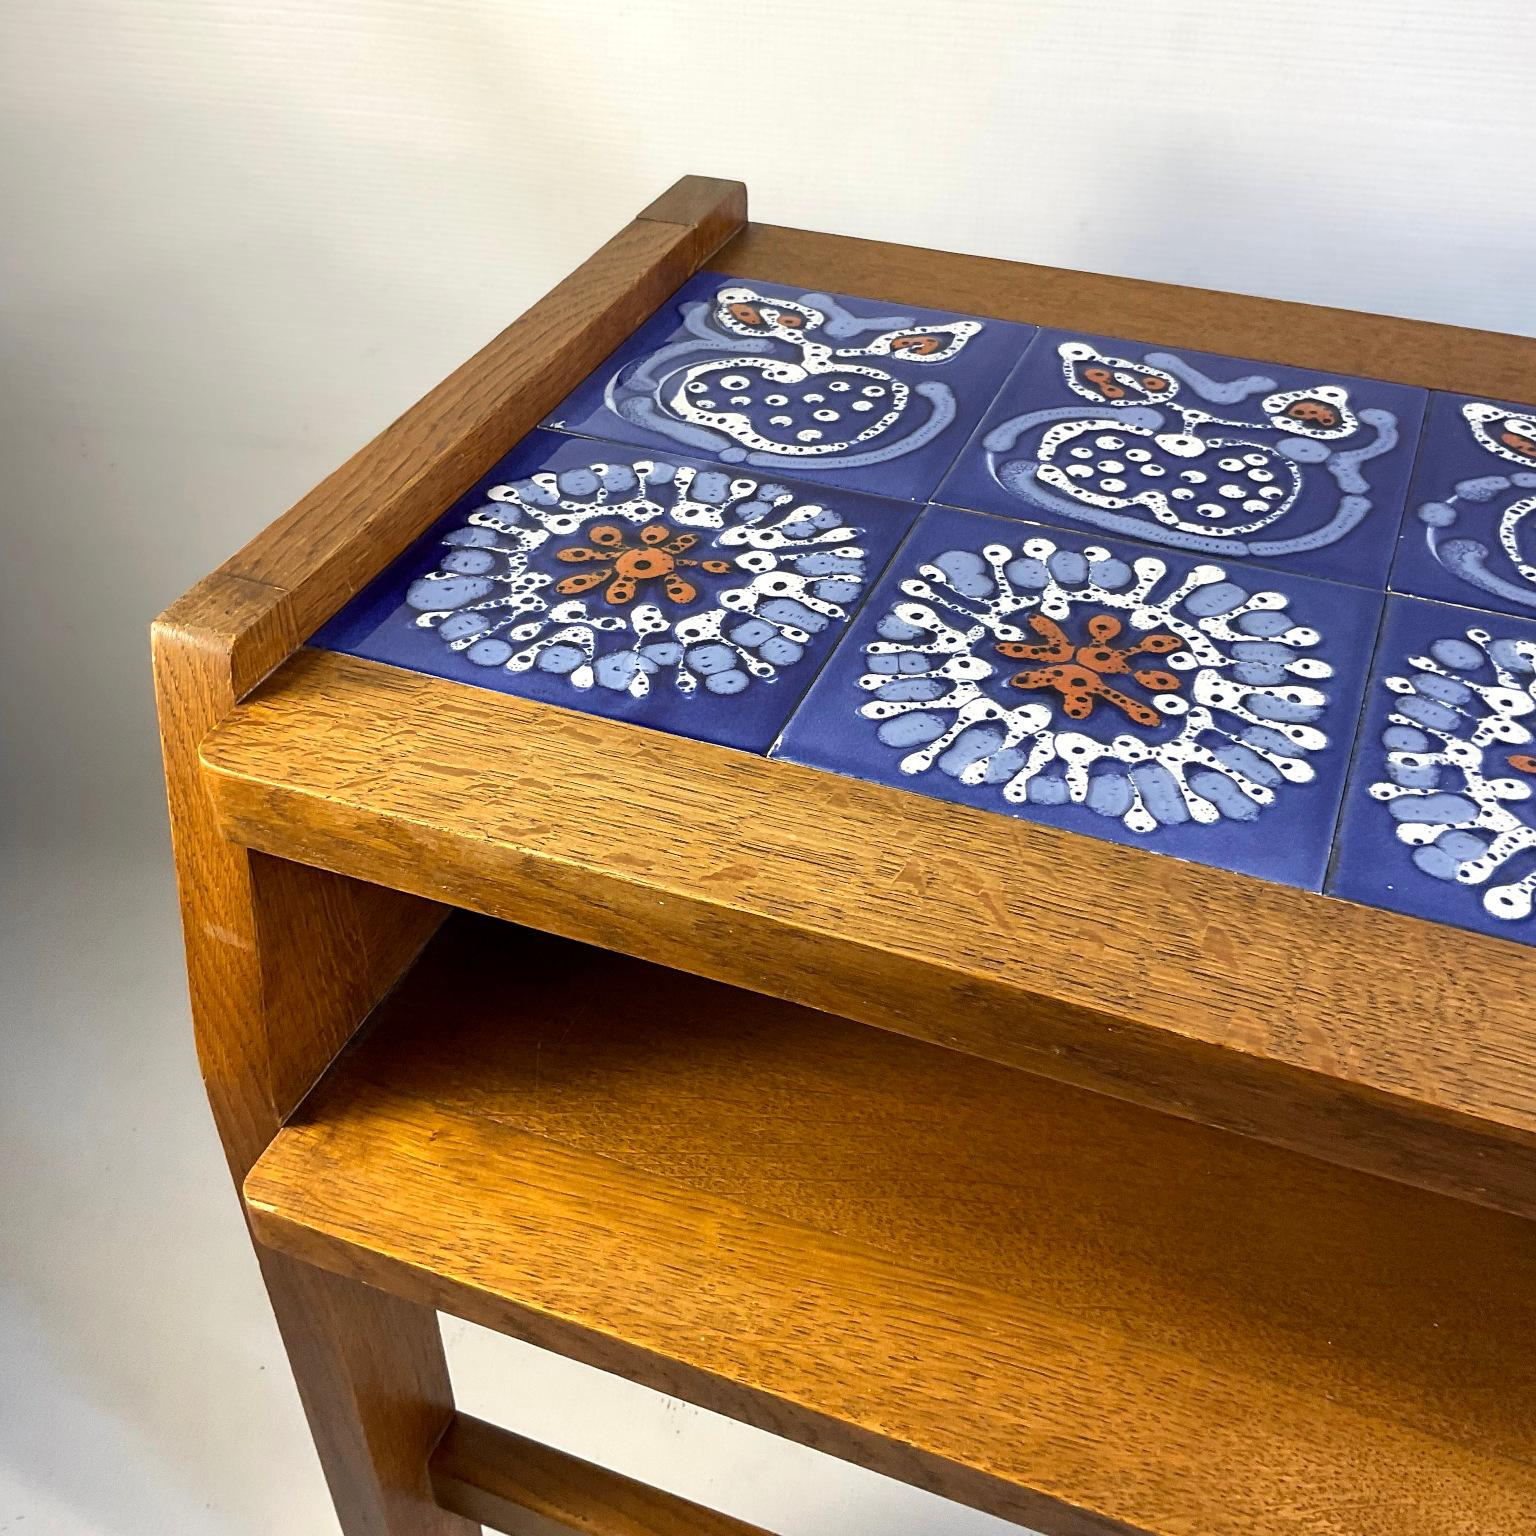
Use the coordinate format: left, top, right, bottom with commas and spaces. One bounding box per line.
305, 247, 1536, 938
176, 186, 1536, 1228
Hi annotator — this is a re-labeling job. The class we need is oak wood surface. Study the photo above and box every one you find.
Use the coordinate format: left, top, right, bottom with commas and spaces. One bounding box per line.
248, 915, 1536, 1536
717, 224, 1536, 399
154, 177, 751, 1535
428, 1415, 772, 1536
206, 646, 1536, 1223
214, 177, 747, 653
637, 176, 749, 268
153, 575, 469, 1536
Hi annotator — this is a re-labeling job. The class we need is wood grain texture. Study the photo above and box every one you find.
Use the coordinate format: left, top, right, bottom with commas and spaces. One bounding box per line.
153, 574, 446, 1168
637, 177, 747, 271
151, 179, 748, 1534
718, 224, 1536, 399
429, 1415, 772, 1536
247, 916, 1536, 1536
205, 648, 1536, 1221
153, 577, 468, 1535
217, 178, 747, 648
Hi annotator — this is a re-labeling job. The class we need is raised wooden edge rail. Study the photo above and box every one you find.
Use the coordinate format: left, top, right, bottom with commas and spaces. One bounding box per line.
154, 176, 750, 1536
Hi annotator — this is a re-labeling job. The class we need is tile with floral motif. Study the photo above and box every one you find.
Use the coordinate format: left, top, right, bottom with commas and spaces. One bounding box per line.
311, 430, 918, 752
937, 328, 1426, 588
1388, 390, 1536, 620
543, 272, 1032, 502
1328, 593, 1536, 943
773, 503, 1381, 889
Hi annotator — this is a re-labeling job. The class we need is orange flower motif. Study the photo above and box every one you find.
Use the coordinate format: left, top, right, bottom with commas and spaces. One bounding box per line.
995, 612, 1183, 728
1510, 754, 1536, 776
553, 522, 731, 606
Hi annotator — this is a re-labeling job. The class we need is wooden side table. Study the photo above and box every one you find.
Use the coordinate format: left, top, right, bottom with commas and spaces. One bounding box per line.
155, 177, 1536, 1536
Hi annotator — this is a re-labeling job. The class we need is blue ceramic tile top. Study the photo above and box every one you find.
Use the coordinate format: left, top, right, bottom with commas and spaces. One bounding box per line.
1328, 594, 1536, 942
936, 328, 1427, 588
1388, 389, 1536, 620
772, 504, 1382, 890
311, 429, 919, 753
543, 272, 1032, 502
300, 276, 1527, 944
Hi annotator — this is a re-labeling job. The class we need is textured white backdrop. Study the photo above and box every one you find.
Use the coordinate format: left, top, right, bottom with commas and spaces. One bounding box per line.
2, 2, 1532, 1532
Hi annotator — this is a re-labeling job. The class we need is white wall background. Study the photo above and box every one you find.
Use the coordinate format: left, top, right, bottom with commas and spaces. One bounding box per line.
2, 3, 1532, 1533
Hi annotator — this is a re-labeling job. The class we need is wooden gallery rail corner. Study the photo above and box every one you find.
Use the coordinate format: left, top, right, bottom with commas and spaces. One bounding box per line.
154, 176, 1536, 1536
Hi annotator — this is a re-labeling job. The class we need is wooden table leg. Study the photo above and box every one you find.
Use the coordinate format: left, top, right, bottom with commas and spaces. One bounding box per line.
259, 1253, 471, 1536
154, 574, 472, 1535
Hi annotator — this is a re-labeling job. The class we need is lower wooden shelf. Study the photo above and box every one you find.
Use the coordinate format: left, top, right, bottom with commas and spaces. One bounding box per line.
245, 913, 1536, 1536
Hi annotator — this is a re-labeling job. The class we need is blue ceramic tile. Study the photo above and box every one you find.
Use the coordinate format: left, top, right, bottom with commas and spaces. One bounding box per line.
936, 328, 1427, 588
311, 430, 919, 753
773, 504, 1382, 890
1388, 389, 1536, 619
1328, 594, 1536, 943
543, 271, 1032, 502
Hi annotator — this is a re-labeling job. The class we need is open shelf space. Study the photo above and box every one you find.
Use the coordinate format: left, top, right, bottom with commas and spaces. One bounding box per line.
245, 911, 1536, 1536
207, 646, 1536, 1224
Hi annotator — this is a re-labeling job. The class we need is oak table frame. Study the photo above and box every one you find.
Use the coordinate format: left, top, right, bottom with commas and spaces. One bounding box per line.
154, 177, 1536, 1536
